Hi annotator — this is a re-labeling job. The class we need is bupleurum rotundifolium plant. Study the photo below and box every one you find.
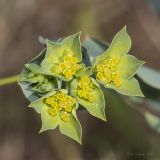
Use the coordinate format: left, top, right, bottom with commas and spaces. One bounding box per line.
18, 26, 144, 144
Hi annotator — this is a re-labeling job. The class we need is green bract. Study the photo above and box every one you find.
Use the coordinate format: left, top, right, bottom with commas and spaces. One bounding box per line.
29, 89, 82, 144
70, 68, 106, 121
18, 26, 144, 144
18, 50, 57, 101
93, 27, 144, 96
40, 32, 82, 81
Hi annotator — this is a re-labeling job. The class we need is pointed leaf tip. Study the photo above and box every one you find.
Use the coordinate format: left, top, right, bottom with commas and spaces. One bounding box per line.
59, 113, 82, 144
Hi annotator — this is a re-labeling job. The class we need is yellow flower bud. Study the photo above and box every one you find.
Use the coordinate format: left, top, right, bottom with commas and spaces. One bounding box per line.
77, 76, 96, 102
65, 105, 72, 112
45, 92, 76, 120
65, 70, 73, 79
61, 112, 70, 122
97, 72, 104, 79
77, 90, 83, 97
105, 74, 112, 83
51, 100, 58, 108
113, 78, 121, 87
97, 64, 104, 72
45, 97, 54, 105
48, 107, 58, 117
96, 57, 121, 87
55, 52, 79, 79
88, 93, 96, 102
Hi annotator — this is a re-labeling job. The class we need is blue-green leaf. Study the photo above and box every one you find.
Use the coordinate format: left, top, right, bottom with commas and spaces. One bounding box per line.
82, 37, 106, 63
137, 66, 160, 90
144, 112, 160, 133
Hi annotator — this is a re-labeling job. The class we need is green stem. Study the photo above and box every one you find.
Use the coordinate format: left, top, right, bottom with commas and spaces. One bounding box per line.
0, 75, 19, 86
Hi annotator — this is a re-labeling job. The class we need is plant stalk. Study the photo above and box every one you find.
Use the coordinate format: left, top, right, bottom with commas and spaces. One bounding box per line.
0, 75, 19, 86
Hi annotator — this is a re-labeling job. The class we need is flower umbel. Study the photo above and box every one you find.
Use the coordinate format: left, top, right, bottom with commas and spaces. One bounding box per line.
29, 89, 82, 144
70, 74, 106, 121
77, 76, 95, 102
93, 26, 144, 96
45, 91, 76, 122
19, 27, 144, 144
55, 50, 80, 79
40, 32, 82, 81
96, 57, 121, 87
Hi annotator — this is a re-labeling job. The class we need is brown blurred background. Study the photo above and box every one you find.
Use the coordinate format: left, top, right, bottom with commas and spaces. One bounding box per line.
0, 0, 160, 159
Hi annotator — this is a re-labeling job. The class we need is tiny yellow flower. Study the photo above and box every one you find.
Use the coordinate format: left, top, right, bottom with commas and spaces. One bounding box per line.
96, 57, 121, 87
45, 97, 54, 105
48, 107, 58, 116
97, 72, 104, 79
77, 76, 96, 102
65, 69, 74, 79
65, 105, 72, 112
60, 111, 70, 122
88, 93, 96, 102
44, 91, 76, 122
55, 51, 80, 79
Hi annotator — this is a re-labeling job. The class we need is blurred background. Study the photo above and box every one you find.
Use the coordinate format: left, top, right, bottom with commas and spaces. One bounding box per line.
1, 0, 160, 159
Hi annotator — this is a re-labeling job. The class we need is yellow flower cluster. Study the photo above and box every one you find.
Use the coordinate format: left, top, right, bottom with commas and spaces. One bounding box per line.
55, 51, 79, 79
96, 58, 121, 87
77, 76, 95, 102
45, 92, 76, 122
